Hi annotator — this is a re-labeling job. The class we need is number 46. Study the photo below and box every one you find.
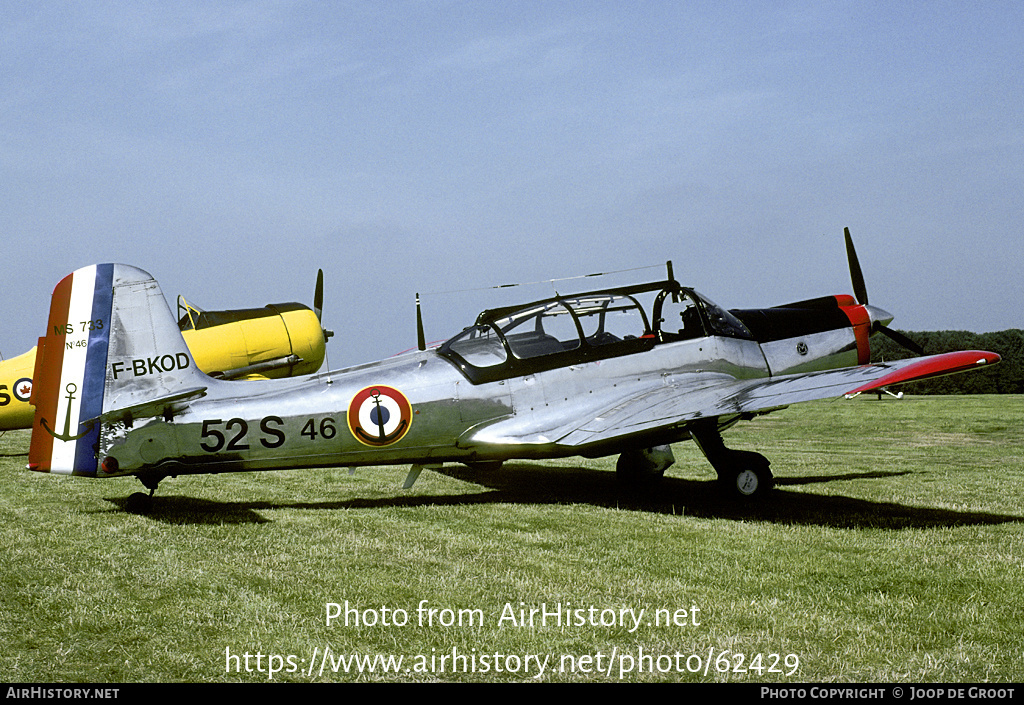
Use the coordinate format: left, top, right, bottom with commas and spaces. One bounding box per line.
301, 417, 336, 441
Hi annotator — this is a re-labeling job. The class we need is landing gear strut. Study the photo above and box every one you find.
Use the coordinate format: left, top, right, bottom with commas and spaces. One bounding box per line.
690, 421, 774, 499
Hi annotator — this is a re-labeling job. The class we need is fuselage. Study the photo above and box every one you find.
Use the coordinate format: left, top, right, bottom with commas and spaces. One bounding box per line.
97, 287, 875, 479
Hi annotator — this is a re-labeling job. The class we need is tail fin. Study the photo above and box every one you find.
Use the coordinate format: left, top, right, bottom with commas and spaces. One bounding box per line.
29, 264, 208, 475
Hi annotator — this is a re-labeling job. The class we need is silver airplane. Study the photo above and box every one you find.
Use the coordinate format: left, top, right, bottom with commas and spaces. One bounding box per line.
28, 231, 1000, 513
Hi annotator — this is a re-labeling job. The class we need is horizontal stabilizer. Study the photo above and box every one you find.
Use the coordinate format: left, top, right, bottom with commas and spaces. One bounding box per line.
87, 386, 208, 426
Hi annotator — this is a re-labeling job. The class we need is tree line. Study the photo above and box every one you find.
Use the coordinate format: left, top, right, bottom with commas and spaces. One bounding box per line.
869, 329, 1024, 394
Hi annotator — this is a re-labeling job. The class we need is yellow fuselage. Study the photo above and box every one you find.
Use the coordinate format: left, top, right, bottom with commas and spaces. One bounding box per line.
0, 348, 36, 431
183, 306, 325, 380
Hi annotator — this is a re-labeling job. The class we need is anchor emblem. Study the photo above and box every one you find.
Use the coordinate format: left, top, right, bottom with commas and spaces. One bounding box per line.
40, 383, 94, 442
368, 388, 390, 443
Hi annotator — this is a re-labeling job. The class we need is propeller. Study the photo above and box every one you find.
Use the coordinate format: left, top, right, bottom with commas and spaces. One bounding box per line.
314, 269, 335, 342
844, 228, 924, 356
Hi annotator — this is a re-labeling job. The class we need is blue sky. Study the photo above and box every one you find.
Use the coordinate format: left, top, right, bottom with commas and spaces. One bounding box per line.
3, 1, 1022, 367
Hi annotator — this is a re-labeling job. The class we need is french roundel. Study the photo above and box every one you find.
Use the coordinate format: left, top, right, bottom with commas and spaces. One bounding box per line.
347, 385, 413, 446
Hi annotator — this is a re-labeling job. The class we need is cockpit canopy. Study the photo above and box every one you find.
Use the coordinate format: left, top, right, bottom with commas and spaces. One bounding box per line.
437, 280, 752, 383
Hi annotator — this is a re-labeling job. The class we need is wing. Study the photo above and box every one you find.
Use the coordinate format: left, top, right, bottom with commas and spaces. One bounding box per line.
466, 350, 1000, 450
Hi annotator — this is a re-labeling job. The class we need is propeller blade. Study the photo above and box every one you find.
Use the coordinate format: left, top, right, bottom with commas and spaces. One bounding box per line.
877, 324, 924, 356
313, 269, 334, 341
314, 269, 325, 321
845, 227, 869, 305
416, 293, 426, 351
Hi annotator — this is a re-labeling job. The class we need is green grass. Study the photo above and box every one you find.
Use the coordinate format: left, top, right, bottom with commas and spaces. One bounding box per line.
1, 395, 1022, 682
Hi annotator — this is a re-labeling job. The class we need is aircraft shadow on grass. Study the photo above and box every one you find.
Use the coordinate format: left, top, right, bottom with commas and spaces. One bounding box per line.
104, 461, 1024, 530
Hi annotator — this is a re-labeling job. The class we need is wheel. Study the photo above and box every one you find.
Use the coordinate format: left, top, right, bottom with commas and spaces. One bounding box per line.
733, 467, 765, 497
719, 451, 774, 499
125, 492, 153, 514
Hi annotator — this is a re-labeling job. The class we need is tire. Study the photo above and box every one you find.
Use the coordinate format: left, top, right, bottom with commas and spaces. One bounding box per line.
125, 492, 152, 514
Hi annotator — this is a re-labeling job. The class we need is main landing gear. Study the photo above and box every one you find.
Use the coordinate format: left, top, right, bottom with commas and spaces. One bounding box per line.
690, 420, 774, 499
615, 432, 773, 499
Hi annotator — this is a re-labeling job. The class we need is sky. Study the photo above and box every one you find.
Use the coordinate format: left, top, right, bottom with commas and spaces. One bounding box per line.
3, 1, 1022, 368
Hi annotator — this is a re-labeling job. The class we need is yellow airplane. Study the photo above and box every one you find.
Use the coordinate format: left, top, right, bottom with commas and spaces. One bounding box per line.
0, 348, 35, 431
0, 271, 331, 431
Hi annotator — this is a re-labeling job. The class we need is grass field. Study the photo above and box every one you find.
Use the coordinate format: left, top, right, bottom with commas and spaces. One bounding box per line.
1, 395, 1021, 682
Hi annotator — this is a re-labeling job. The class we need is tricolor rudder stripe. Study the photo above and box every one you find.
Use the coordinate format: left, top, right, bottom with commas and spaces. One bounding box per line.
29, 264, 115, 475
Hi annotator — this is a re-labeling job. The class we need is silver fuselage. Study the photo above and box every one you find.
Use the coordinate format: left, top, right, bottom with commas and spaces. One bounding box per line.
99, 325, 859, 477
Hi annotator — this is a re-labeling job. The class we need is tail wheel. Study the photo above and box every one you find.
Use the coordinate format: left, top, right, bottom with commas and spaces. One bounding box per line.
126, 492, 153, 514
126, 472, 163, 514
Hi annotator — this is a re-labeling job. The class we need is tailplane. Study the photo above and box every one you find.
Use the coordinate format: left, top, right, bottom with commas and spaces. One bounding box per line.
29, 264, 208, 475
